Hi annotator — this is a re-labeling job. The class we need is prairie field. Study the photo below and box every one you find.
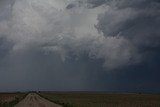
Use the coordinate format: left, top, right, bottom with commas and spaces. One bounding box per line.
40, 92, 160, 107
0, 93, 27, 107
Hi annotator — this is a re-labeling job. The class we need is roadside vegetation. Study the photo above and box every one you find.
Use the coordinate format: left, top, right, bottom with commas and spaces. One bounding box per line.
39, 92, 160, 107
0, 93, 27, 107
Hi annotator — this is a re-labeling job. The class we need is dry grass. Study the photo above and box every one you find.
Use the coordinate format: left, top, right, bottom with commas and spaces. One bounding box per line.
40, 92, 160, 107
0, 93, 19, 103
0, 93, 27, 107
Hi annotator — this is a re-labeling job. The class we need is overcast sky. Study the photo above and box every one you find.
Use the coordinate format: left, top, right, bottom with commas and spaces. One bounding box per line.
0, 0, 160, 92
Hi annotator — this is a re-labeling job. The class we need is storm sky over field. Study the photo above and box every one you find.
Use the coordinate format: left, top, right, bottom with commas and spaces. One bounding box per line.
0, 0, 160, 92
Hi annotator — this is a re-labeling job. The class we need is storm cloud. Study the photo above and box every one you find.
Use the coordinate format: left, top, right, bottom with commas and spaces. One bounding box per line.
0, 0, 160, 91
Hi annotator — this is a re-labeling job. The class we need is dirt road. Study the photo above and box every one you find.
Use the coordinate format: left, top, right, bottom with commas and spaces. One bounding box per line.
14, 93, 62, 107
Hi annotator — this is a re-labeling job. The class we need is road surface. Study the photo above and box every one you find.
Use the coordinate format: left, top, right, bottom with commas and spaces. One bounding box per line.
14, 93, 62, 107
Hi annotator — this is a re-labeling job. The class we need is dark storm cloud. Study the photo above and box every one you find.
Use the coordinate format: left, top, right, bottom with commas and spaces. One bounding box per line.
85, 0, 160, 9
0, 0, 160, 91
96, 0, 160, 55
87, 0, 106, 7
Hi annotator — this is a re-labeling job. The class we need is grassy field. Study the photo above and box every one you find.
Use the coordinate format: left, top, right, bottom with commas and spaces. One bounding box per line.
40, 92, 160, 107
0, 93, 27, 107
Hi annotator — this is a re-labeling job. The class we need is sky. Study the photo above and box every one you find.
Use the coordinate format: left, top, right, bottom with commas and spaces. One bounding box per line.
0, 0, 160, 92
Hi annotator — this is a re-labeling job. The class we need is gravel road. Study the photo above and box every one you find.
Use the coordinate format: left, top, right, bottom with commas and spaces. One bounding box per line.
14, 93, 62, 107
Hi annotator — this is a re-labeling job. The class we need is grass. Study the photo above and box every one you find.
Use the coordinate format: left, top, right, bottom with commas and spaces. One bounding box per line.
39, 92, 160, 107
0, 93, 27, 107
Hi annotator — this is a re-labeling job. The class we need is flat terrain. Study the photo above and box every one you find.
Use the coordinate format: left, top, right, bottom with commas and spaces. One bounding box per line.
14, 93, 62, 107
0, 93, 26, 107
40, 92, 160, 107
0, 93, 18, 103
1, 92, 160, 107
